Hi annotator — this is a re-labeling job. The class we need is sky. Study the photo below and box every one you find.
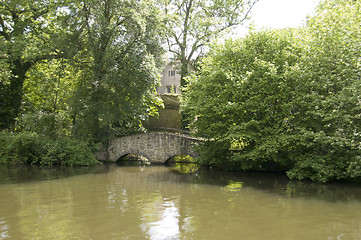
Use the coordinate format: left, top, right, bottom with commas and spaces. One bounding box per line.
231, 0, 321, 37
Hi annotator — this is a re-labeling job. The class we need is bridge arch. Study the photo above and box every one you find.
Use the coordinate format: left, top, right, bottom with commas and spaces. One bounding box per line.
164, 153, 196, 165
107, 132, 200, 164
115, 152, 152, 162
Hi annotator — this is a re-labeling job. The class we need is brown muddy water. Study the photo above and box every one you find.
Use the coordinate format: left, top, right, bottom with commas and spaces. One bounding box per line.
0, 163, 361, 240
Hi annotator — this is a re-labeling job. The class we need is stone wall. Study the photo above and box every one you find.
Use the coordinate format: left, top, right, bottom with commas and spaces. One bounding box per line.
143, 94, 182, 130
107, 132, 200, 163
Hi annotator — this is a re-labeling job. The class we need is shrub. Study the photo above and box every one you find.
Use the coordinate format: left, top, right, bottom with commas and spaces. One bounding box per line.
0, 131, 45, 164
42, 138, 99, 166
0, 131, 100, 166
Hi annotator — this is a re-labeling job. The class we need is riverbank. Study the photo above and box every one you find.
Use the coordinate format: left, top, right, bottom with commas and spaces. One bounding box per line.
0, 131, 99, 166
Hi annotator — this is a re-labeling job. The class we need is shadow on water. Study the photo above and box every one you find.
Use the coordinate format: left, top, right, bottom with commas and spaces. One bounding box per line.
0, 164, 107, 185
2, 161, 361, 203
193, 167, 361, 203
114, 161, 361, 203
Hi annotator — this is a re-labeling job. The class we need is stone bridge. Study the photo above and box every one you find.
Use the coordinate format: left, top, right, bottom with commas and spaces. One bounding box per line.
104, 132, 201, 164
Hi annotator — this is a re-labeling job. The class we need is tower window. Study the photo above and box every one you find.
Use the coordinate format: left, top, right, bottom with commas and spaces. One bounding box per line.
168, 70, 176, 76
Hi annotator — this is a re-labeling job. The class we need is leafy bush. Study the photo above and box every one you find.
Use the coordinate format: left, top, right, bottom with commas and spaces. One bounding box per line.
0, 131, 45, 164
17, 112, 73, 139
0, 131, 99, 166
42, 138, 99, 166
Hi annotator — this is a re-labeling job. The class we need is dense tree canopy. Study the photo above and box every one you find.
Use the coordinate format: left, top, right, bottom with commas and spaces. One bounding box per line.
287, 0, 361, 182
0, 0, 70, 129
0, 0, 167, 165
182, 0, 361, 182
183, 30, 303, 170
1, 0, 166, 142
67, 0, 165, 141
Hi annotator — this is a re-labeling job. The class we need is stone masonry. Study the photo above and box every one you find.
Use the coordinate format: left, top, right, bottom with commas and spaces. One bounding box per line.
106, 132, 200, 163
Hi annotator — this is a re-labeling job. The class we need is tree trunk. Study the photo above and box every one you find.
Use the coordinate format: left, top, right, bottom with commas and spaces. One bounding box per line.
0, 59, 32, 130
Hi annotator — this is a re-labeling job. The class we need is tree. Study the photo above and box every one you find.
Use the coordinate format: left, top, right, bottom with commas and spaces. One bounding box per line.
182, 29, 303, 170
0, 0, 166, 141
0, 0, 70, 130
19, 58, 77, 138
183, 0, 361, 182
286, 0, 361, 182
69, 0, 165, 141
162, 0, 258, 86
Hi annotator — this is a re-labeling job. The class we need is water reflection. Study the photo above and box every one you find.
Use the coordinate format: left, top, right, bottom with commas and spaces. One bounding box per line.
1, 164, 361, 239
188, 167, 361, 203
0, 164, 105, 184
165, 155, 199, 174
1, 163, 361, 203
0, 218, 9, 239
140, 197, 180, 239
99, 165, 190, 239
223, 180, 244, 192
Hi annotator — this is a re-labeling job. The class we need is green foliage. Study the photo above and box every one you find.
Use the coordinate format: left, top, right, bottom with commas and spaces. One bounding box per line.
41, 137, 99, 166
173, 154, 195, 163
23, 59, 75, 114
0, 0, 71, 129
194, 140, 232, 168
284, 0, 361, 182
1, 0, 165, 142
0, 132, 45, 164
183, 29, 302, 170
63, 0, 165, 141
18, 112, 73, 139
183, 0, 361, 182
0, 132, 99, 166
18, 58, 76, 138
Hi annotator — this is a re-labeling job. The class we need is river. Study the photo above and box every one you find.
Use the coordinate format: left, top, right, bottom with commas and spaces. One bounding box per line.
0, 163, 361, 240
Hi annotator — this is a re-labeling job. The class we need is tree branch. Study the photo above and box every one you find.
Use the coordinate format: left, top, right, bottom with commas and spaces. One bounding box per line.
30, 52, 66, 66
0, 15, 10, 38
172, 32, 182, 47
235, 0, 259, 26
187, 42, 205, 62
